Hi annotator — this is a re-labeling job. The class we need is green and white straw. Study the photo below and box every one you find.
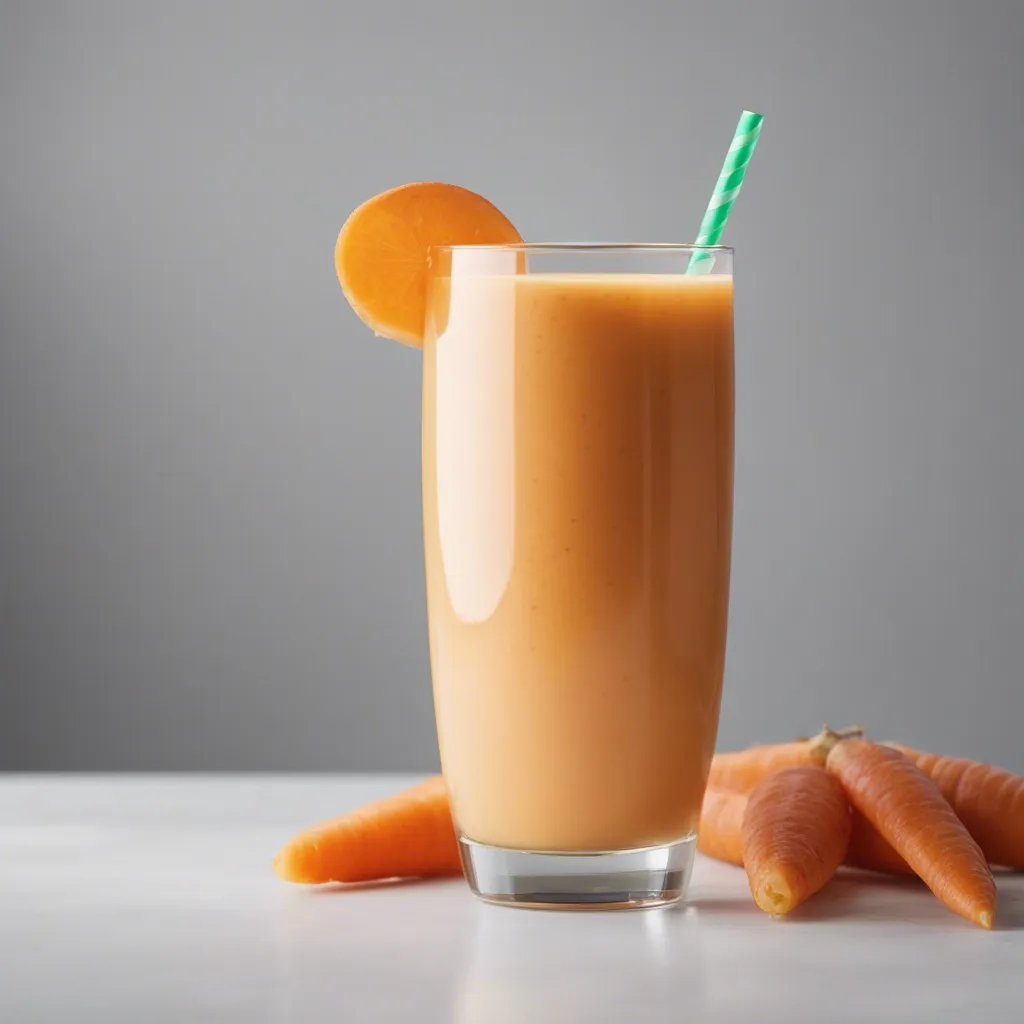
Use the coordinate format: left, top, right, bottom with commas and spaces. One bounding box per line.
687, 110, 764, 273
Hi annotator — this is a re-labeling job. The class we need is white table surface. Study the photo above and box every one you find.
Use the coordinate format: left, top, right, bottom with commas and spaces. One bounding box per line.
1, 775, 1021, 1023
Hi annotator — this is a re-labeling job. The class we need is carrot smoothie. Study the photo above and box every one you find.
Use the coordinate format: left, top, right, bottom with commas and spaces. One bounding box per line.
422, 252, 734, 856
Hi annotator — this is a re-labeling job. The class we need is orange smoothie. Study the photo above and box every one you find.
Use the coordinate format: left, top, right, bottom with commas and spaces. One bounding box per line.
422, 267, 734, 852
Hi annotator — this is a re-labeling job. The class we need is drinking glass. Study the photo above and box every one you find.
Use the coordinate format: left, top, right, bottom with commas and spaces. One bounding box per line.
422, 243, 734, 908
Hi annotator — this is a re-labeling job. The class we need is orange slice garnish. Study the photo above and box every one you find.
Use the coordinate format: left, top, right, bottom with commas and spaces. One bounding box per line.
334, 182, 522, 347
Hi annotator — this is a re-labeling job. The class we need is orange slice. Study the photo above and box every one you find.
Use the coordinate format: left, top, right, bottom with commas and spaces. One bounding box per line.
335, 182, 522, 347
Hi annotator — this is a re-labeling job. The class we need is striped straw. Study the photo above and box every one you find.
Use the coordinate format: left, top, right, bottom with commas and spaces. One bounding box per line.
687, 110, 764, 273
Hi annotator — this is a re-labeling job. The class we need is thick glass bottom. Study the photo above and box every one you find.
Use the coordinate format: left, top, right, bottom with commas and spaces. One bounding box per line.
459, 835, 695, 910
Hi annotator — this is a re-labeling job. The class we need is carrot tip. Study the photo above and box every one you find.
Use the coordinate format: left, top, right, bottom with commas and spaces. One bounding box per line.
978, 910, 994, 930
272, 850, 299, 882
755, 878, 793, 916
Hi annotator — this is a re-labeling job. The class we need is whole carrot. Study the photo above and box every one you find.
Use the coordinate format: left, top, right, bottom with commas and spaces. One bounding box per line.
273, 776, 462, 884
740, 766, 852, 915
887, 745, 1024, 870
825, 737, 996, 929
697, 787, 747, 866
709, 725, 862, 792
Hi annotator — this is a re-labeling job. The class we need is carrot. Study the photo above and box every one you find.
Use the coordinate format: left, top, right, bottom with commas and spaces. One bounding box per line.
272, 776, 462, 884
886, 745, 1024, 870
709, 725, 862, 792
697, 787, 747, 866
824, 737, 997, 928
740, 766, 852, 915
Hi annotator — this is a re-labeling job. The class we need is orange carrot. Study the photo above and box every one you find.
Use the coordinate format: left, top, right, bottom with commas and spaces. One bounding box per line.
273, 776, 462, 884
709, 725, 862, 792
886, 745, 1024, 870
825, 737, 996, 928
697, 787, 747, 866
335, 182, 521, 346
740, 766, 852, 915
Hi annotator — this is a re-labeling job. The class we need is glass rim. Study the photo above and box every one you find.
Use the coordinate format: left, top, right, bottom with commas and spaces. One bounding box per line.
429, 242, 734, 254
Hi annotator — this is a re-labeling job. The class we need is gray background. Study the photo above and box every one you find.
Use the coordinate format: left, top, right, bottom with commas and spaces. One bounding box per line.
1, 1, 1021, 772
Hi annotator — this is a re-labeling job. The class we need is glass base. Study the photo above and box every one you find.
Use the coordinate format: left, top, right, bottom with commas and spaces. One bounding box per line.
459, 835, 695, 910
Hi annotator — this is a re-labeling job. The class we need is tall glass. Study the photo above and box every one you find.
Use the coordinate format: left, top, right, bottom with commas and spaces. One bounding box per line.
422, 244, 734, 908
